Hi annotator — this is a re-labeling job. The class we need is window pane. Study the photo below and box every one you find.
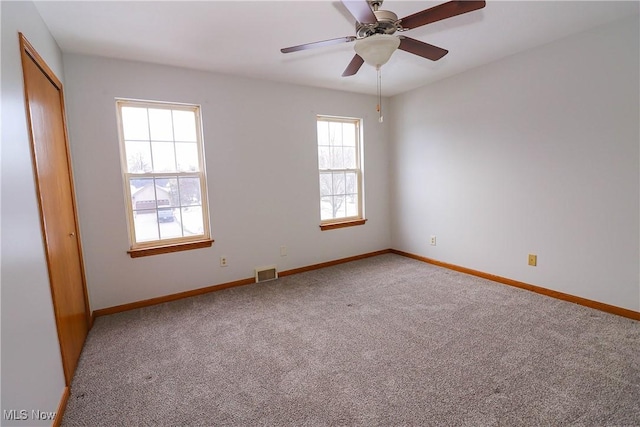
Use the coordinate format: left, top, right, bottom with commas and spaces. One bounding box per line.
320, 196, 333, 220
176, 142, 199, 172
126, 141, 152, 173
181, 206, 204, 236
345, 172, 357, 194
318, 147, 330, 170
333, 172, 345, 195
163, 177, 179, 207
130, 177, 153, 207
148, 109, 174, 141
151, 141, 176, 172
179, 177, 201, 206
131, 179, 159, 211
158, 207, 182, 239
329, 122, 342, 146
333, 195, 346, 218
330, 147, 344, 169
317, 121, 329, 146
133, 209, 160, 243
173, 110, 197, 142
344, 147, 356, 169
121, 107, 149, 141
319, 173, 333, 197
343, 123, 356, 146
157, 207, 175, 223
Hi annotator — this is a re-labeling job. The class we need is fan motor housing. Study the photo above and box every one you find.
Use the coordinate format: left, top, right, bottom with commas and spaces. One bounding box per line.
357, 10, 399, 37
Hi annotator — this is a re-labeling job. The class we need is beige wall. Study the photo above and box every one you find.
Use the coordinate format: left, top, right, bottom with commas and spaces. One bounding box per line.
390, 16, 640, 311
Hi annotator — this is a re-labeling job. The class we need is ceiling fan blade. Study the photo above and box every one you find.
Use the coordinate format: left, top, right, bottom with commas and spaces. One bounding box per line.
399, 37, 448, 61
342, 54, 364, 77
341, 0, 377, 24
281, 36, 357, 53
400, 1, 486, 30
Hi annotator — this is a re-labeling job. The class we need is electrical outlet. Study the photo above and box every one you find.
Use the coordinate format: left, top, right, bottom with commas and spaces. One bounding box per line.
220, 256, 228, 267
528, 254, 537, 266
280, 246, 287, 257
430, 235, 437, 246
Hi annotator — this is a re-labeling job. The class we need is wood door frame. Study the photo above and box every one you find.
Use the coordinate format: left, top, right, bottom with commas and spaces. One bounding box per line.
19, 33, 92, 385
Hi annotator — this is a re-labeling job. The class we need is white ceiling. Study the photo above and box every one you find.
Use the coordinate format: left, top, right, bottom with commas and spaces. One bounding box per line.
34, 1, 639, 96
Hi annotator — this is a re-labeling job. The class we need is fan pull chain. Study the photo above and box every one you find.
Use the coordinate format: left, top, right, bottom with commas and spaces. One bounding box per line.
376, 65, 383, 123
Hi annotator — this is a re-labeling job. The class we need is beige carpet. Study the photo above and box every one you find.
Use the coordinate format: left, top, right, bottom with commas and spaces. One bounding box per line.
63, 254, 640, 426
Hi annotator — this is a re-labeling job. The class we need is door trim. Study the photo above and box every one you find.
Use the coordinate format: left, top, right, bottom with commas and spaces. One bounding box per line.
19, 33, 92, 384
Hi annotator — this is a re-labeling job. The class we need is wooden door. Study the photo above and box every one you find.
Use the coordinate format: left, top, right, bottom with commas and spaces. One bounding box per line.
19, 34, 90, 385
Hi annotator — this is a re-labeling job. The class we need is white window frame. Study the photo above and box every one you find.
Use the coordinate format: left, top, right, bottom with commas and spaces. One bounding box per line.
317, 115, 365, 228
116, 99, 211, 253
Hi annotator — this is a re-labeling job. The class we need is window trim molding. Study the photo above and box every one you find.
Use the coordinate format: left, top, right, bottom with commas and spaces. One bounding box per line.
317, 115, 364, 226
116, 98, 211, 253
127, 239, 214, 258
319, 219, 367, 231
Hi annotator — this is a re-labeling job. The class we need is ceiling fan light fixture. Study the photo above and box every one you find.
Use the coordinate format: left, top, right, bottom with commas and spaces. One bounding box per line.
354, 34, 400, 67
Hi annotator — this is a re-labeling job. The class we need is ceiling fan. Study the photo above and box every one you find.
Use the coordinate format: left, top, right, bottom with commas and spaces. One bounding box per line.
280, 0, 486, 76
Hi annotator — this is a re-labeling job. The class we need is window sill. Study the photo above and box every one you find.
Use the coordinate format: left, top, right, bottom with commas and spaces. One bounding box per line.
128, 239, 214, 258
319, 219, 367, 231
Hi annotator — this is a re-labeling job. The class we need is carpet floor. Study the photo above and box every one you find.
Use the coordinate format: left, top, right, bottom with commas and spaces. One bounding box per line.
62, 254, 640, 426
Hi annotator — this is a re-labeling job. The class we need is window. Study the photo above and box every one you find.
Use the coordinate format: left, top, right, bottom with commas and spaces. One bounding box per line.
317, 116, 365, 230
116, 99, 212, 256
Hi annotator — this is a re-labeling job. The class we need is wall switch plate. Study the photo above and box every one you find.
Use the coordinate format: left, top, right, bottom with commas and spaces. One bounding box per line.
280, 246, 287, 257
220, 256, 228, 267
430, 235, 437, 246
528, 254, 537, 266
